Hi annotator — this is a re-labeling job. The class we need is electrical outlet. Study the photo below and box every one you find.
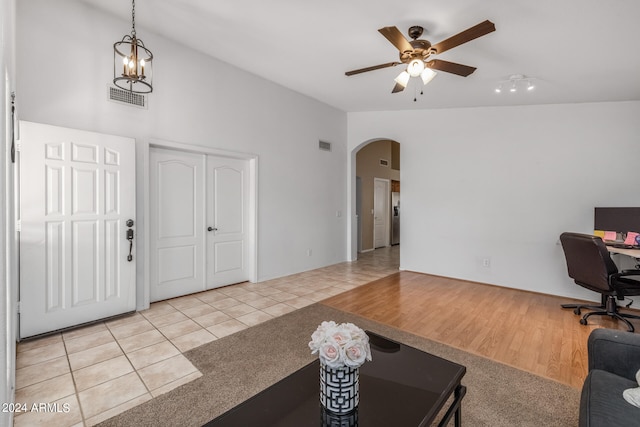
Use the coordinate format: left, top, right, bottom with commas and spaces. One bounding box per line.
482, 257, 491, 268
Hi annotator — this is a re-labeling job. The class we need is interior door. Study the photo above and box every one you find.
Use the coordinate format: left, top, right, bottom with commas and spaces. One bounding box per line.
206, 156, 250, 288
149, 147, 205, 302
19, 121, 136, 338
373, 178, 390, 248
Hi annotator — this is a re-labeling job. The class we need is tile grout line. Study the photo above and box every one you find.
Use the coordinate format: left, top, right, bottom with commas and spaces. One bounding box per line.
62, 327, 91, 427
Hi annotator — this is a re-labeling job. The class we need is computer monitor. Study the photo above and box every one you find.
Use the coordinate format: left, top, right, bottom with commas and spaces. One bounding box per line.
594, 207, 640, 233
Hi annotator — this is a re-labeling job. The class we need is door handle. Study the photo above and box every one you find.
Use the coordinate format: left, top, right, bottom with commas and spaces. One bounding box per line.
126, 227, 134, 262
207, 226, 218, 232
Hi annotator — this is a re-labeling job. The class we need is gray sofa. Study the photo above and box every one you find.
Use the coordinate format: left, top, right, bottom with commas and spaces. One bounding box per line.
580, 328, 640, 426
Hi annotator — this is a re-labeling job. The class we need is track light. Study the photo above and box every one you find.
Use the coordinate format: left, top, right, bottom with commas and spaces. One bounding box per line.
494, 74, 537, 95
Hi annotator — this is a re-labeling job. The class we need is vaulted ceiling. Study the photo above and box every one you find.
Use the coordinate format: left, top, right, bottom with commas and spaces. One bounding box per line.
80, 0, 640, 112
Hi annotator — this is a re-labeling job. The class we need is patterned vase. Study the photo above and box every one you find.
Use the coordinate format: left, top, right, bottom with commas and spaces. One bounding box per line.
319, 362, 359, 414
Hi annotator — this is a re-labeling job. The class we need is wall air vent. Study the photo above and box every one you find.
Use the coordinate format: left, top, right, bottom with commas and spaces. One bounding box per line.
108, 86, 148, 109
319, 140, 332, 152
379, 158, 389, 167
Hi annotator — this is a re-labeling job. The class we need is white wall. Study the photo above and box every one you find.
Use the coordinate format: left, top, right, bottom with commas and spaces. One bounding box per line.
348, 101, 640, 304
1, 0, 16, 424
16, 0, 348, 300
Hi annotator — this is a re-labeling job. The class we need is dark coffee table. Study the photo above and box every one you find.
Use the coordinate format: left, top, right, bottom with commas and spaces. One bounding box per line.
205, 331, 466, 427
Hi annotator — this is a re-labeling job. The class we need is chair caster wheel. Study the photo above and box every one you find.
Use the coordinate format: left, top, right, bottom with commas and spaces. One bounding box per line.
574, 308, 581, 315
580, 318, 588, 325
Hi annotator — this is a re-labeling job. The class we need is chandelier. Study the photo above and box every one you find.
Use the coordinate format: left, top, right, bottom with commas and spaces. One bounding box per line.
113, 0, 153, 93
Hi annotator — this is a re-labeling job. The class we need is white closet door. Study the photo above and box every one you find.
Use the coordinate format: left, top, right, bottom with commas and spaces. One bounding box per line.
19, 121, 136, 338
149, 147, 206, 301
206, 156, 250, 288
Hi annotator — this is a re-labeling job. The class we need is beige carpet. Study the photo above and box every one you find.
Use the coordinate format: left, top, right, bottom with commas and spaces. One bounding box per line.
97, 303, 580, 426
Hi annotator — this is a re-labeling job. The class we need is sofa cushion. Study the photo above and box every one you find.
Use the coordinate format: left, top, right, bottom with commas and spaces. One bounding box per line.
580, 369, 640, 427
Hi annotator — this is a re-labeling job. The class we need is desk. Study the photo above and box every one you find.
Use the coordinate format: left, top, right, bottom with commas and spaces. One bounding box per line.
607, 246, 640, 259
607, 246, 640, 272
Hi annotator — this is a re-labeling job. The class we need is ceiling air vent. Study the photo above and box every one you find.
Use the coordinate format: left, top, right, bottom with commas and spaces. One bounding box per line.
318, 140, 332, 152
108, 86, 148, 109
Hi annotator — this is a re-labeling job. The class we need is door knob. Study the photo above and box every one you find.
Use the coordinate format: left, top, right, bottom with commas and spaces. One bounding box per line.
208, 227, 218, 232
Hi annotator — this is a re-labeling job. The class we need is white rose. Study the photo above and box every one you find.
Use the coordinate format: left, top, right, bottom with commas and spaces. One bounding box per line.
331, 328, 351, 347
309, 330, 324, 353
343, 323, 366, 341
319, 338, 344, 369
343, 340, 367, 367
309, 320, 338, 353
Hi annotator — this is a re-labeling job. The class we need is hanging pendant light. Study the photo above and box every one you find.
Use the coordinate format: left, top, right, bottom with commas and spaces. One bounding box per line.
113, 0, 153, 93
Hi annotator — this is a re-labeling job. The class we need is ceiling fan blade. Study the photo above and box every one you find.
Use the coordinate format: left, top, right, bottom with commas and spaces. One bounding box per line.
391, 82, 405, 93
378, 26, 414, 53
345, 62, 401, 76
427, 59, 476, 77
430, 20, 496, 55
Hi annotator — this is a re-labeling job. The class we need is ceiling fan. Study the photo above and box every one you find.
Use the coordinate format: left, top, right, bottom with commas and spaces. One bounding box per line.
345, 20, 496, 93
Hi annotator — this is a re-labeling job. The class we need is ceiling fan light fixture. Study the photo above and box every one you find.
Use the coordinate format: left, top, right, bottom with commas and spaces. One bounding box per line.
420, 68, 437, 85
394, 71, 411, 88
527, 80, 535, 91
407, 59, 425, 77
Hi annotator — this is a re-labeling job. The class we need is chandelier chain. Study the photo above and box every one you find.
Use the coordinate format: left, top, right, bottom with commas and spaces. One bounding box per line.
131, 0, 136, 36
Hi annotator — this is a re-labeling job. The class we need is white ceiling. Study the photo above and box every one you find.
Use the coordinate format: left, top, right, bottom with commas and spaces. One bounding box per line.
80, 0, 640, 112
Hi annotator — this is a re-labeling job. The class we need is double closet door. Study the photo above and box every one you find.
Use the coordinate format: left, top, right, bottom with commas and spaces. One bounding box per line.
149, 147, 249, 302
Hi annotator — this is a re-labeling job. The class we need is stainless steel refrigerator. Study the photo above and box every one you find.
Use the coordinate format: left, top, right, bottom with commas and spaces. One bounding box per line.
391, 192, 400, 245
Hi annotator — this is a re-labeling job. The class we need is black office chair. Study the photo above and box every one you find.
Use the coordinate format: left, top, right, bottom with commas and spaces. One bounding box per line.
559, 232, 640, 332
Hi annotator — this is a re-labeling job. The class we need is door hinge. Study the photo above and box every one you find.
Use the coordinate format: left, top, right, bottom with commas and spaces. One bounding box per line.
16, 302, 20, 314
16, 219, 21, 232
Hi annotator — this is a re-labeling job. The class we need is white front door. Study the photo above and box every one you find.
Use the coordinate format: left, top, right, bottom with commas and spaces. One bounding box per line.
19, 121, 136, 338
206, 156, 249, 288
149, 147, 206, 302
373, 178, 390, 248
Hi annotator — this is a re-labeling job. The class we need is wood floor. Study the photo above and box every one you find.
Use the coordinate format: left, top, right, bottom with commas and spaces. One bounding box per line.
321, 270, 640, 389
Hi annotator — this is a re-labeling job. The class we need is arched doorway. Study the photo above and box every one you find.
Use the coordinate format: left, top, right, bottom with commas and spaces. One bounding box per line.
348, 138, 401, 260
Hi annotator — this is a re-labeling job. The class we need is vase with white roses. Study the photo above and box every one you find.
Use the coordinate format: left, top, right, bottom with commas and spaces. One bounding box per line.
309, 321, 372, 414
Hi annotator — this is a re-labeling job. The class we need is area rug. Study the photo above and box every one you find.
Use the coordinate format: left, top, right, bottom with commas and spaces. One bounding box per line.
98, 303, 580, 426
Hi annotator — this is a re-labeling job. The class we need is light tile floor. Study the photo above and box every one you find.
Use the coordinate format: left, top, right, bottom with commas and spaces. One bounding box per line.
13, 246, 399, 427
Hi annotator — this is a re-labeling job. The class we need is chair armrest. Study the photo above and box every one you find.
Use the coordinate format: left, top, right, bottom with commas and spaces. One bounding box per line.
617, 270, 640, 276
588, 328, 640, 381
